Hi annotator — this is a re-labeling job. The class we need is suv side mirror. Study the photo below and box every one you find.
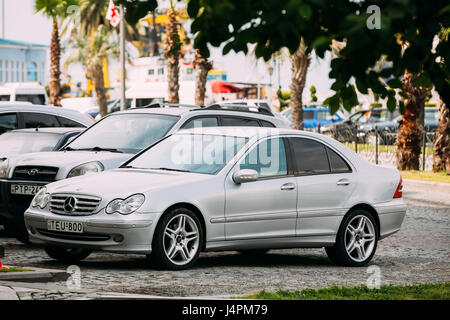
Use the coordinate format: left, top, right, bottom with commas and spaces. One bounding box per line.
232, 169, 258, 184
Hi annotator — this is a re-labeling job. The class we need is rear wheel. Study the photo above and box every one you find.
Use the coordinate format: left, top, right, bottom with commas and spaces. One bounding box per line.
149, 208, 203, 270
44, 246, 92, 263
326, 209, 378, 267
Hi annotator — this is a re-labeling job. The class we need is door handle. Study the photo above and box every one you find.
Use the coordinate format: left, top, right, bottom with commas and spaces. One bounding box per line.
281, 183, 296, 191
336, 179, 351, 186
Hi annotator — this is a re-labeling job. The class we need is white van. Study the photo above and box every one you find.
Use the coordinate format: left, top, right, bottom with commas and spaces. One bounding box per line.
0, 82, 49, 105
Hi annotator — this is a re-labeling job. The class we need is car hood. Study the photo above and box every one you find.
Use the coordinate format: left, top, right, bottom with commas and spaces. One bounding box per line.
8, 151, 134, 177
46, 168, 212, 199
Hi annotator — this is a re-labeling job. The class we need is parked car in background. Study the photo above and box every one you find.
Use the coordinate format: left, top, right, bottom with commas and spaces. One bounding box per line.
0, 103, 94, 135
61, 97, 99, 118
222, 99, 272, 114
0, 127, 83, 236
281, 106, 344, 129
322, 107, 401, 142
0, 82, 48, 105
24, 127, 405, 269
0, 104, 288, 242
359, 107, 439, 145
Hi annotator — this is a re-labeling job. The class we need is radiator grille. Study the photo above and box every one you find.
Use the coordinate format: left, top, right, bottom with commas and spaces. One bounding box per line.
49, 194, 101, 216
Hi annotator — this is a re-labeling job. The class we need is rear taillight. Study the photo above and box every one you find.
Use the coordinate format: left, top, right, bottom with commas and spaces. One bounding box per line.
393, 176, 403, 198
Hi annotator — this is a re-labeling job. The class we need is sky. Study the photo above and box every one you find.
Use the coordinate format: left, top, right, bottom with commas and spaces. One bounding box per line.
0, 0, 336, 102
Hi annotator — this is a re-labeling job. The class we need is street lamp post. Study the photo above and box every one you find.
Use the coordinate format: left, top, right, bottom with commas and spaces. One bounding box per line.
119, 4, 126, 111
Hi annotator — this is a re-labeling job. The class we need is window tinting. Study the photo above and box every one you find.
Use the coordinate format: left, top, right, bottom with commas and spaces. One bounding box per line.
240, 138, 287, 178
327, 147, 351, 173
16, 94, 45, 105
0, 113, 18, 134
58, 117, 84, 128
22, 113, 59, 128
260, 120, 276, 128
290, 138, 330, 175
182, 117, 218, 129
221, 117, 260, 127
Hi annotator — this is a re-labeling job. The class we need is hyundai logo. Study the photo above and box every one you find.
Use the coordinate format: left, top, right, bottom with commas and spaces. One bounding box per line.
28, 169, 39, 176
63, 197, 77, 213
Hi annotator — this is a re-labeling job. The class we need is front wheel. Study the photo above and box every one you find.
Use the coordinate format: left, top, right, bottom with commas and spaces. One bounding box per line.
150, 208, 203, 270
44, 246, 92, 263
326, 210, 378, 267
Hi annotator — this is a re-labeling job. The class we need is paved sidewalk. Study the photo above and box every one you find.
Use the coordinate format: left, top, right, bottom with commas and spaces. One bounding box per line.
403, 179, 450, 208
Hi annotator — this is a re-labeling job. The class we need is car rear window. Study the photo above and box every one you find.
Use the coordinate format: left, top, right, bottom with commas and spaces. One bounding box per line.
15, 94, 46, 105
22, 113, 59, 128
221, 117, 260, 127
289, 137, 330, 175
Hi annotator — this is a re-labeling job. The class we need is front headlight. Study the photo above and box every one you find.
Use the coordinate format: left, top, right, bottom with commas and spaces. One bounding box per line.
31, 187, 50, 209
0, 159, 9, 179
67, 161, 104, 178
106, 194, 145, 215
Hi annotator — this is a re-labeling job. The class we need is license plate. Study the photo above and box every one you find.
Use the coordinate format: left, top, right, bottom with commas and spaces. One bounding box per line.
11, 184, 44, 195
47, 220, 83, 233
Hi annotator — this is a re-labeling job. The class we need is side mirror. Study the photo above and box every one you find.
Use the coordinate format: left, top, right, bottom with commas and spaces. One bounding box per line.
232, 169, 258, 184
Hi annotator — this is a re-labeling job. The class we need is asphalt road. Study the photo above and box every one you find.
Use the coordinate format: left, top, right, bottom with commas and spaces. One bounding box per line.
1, 193, 448, 298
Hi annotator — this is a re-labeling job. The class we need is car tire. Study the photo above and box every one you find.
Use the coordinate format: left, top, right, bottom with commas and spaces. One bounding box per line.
44, 246, 92, 263
238, 249, 270, 256
326, 209, 378, 267
150, 208, 203, 270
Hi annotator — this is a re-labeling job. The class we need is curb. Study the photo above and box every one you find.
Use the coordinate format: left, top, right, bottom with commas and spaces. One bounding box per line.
404, 178, 450, 188
404, 179, 450, 194
0, 266, 69, 283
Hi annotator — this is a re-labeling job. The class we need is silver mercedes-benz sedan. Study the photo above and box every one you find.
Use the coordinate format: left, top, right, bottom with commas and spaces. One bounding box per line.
24, 127, 406, 269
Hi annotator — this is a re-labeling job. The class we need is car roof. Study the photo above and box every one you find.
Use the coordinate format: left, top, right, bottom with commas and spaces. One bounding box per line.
111, 106, 279, 122
7, 127, 84, 135
176, 126, 317, 138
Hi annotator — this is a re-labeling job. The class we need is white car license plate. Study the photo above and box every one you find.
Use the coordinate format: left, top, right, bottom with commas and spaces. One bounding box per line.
47, 220, 83, 233
11, 184, 44, 195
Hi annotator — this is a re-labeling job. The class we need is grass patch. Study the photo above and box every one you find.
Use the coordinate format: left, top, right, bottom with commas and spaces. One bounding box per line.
401, 170, 450, 183
0, 267, 33, 273
241, 283, 450, 300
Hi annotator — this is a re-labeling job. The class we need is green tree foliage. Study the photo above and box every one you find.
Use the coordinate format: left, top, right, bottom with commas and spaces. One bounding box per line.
310, 85, 317, 103
180, 0, 449, 113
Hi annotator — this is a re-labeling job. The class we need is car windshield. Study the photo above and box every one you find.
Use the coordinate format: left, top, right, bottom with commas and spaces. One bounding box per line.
125, 133, 248, 174
368, 109, 400, 123
0, 132, 61, 156
66, 113, 179, 154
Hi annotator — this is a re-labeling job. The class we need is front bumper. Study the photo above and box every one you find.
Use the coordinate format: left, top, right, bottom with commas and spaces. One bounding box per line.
24, 208, 159, 254
0, 179, 48, 221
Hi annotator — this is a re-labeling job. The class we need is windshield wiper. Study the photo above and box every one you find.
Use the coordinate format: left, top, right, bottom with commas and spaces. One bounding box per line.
76, 147, 123, 153
150, 167, 191, 173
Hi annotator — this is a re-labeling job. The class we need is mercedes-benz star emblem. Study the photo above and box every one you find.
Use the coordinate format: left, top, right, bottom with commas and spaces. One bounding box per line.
28, 169, 39, 176
63, 197, 77, 213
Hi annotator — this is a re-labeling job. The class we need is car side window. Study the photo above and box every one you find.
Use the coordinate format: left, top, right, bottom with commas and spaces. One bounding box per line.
57, 116, 85, 128
289, 137, 330, 175
260, 120, 276, 128
22, 112, 59, 128
327, 147, 351, 173
239, 138, 287, 178
181, 117, 219, 129
0, 113, 18, 134
221, 117, 260, 127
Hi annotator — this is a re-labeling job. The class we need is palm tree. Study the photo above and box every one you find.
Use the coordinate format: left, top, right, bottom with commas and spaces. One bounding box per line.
432, 99, 450, 173
64, 25, 119, 116
289, 39, 310, 130
35, 0, 78, 106
193, 49, 212, 105
396, 70, 430, 170
164, 1, 182, 103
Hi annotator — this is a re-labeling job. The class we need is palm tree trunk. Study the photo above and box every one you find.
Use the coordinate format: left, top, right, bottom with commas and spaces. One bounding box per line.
49, 18, 62, 106
432, 100, 450, 173
193, 49, 212, 106
396, 71, 429, 170
91, 66, 107, 117
165, 6, 180, 104
288, 43, 310, 130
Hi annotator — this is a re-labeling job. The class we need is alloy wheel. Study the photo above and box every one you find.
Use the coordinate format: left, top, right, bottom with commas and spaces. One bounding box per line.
344, 215, 376, 262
